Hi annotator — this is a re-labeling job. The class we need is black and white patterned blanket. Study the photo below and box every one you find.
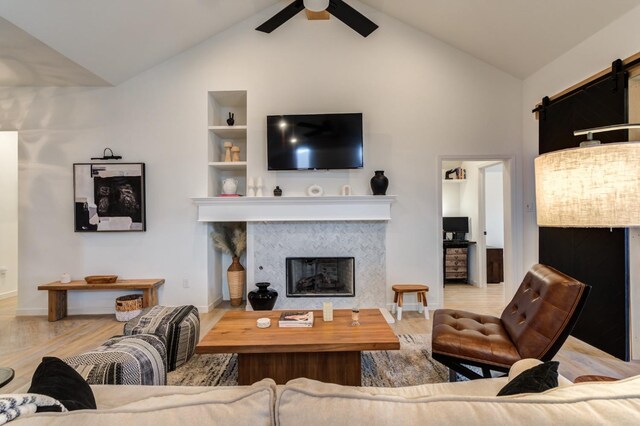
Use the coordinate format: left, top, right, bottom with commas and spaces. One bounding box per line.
0, 394, 66, 424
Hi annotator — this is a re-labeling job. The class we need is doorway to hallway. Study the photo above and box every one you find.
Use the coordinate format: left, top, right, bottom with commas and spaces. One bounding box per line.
439, 157, 512, 312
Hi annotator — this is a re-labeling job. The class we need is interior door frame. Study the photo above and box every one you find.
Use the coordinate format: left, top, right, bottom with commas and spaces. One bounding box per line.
437, 155, 515, 307
478, 161, 506, 288
0, 131, 19, 302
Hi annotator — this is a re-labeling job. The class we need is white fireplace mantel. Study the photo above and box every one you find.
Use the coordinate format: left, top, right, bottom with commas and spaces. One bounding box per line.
192, 195, 396, 222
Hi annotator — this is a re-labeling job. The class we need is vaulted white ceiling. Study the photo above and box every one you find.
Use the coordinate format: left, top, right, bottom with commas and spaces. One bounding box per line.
364, 0, 640, 79
1, 0, 639, 86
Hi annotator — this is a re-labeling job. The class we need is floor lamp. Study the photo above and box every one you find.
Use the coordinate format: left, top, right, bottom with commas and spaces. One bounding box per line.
535, 123, 640, 359
535, 124, 640, 228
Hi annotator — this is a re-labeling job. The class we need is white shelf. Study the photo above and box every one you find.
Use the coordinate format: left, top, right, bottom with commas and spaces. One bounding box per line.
208, 126, 247, 138
192, 195, 397, 222
208, 161, 247, 171
443, 179, 466, 183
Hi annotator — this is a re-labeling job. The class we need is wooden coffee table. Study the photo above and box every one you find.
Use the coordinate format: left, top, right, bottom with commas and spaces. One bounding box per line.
196, 309, 399, 385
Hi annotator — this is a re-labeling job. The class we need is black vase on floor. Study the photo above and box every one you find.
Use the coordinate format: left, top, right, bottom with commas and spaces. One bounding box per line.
370, 170, 389, 195
248, 282, 278, 311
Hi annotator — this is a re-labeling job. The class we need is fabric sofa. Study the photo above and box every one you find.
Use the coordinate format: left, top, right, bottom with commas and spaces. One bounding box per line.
11, 366, 640, 425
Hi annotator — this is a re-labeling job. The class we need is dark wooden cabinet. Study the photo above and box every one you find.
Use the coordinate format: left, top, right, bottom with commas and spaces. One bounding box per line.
443, 241, 474, 284
445, 247, 467, 282
486, 248, 503, 283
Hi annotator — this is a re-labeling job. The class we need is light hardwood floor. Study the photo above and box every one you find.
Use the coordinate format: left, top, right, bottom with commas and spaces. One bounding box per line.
1, 286, 639, 393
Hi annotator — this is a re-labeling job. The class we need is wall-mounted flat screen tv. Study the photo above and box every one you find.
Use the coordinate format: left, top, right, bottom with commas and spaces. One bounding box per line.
267, 113, 363, 170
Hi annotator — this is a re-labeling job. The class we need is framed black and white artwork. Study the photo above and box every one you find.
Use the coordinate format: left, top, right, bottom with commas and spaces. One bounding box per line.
73, 163, 146, 232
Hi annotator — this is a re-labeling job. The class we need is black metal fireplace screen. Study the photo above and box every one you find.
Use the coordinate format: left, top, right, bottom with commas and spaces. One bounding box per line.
286, 257, 355, 297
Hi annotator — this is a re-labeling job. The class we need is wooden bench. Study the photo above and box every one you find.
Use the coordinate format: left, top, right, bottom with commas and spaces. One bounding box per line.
37, 279, 165, 322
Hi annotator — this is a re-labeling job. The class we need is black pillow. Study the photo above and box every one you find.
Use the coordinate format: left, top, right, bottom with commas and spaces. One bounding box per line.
28, 357, 97, 411
497, 361, 559, 396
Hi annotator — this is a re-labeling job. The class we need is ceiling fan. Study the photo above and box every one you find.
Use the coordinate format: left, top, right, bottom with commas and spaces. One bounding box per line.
256, 0, 378, 38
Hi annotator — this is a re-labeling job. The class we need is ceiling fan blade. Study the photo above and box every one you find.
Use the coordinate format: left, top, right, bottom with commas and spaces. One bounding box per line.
327, 0, 378, 37
256, 0, 305, 33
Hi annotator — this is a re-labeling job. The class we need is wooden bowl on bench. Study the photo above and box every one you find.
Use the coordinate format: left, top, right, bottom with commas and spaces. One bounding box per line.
85, 275, 118, 284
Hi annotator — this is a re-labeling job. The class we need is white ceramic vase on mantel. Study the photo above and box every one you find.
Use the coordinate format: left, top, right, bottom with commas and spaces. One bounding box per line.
222, 178, 238, 195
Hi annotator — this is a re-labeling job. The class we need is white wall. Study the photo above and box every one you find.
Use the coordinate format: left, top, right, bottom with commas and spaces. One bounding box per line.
442, 161, 463, 217
442, 182, 461, 216
0, 132, 18, 300
1, 1, 523, 314
458, 162, 482, 285
522, 4, 640, 358
485, 164, 504, 248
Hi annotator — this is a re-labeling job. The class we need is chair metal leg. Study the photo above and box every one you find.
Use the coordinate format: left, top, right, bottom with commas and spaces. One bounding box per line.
433, 352, 508, 381
481, 366, 492, 378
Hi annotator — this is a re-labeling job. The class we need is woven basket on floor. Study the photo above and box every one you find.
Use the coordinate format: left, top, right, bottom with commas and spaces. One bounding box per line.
115, 294, 144, 322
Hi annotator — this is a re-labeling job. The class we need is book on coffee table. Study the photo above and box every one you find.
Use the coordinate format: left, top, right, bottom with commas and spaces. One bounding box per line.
278, 311, 314, 328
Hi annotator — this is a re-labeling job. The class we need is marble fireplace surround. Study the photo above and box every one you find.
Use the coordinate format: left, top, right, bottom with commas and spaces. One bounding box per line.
249, 221, 386, 310
193, 196, 395, 310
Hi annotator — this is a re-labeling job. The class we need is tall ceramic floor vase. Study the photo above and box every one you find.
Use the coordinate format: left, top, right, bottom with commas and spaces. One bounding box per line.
227, 256, 245, 306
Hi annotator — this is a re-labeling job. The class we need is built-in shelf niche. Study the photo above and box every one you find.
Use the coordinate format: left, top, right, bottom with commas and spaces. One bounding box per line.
207, 90, 249, 307
208, 161, 247, 171
208, 90, 248, 197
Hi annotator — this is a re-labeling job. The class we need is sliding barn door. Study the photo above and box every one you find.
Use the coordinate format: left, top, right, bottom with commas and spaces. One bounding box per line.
538, 72, 629, 361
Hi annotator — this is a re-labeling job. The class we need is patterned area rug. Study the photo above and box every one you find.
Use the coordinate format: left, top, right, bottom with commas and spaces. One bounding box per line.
168, 334, 449, 387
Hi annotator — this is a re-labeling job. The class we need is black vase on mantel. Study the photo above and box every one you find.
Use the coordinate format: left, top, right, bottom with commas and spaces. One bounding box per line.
248, 282, 278, 311
370, 170, 389, 195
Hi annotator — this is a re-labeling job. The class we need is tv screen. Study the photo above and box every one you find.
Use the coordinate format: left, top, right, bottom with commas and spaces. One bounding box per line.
267, 113, 363, 170
443, 217, 469, 233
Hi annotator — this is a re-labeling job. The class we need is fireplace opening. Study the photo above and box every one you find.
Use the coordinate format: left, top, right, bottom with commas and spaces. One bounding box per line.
286, 257, 355, 297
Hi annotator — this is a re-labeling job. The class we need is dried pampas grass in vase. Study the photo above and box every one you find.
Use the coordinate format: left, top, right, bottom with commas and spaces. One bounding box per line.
211, 223, 247, 306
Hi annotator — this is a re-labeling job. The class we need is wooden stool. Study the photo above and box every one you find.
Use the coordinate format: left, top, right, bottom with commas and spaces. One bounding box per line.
392, 284, 429, 321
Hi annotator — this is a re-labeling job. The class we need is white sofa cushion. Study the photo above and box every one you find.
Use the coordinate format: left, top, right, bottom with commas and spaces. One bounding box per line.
277, 375, 640, 426
13, 379, 276, 425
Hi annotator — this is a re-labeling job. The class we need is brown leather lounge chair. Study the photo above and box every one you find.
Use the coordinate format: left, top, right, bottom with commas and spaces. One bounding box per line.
432, 264, 590, 380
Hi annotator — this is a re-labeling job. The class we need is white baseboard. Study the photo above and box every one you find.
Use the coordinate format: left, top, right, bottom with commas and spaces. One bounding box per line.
385, 302, 435, 312
0, 290, 17, 301
16, 306, 115, 317
18, 301, 220, 317
378, 307, 395, 324
197, 297, 221, 314
212, 296, 223, 308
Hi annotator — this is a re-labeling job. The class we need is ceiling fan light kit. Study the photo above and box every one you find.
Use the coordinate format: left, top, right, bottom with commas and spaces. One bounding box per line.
305, 0, 330, 12
256, 0, 378, 37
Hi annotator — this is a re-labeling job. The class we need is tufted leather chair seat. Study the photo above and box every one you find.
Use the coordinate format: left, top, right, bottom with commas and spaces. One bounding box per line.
432, 264, 590, 379
432, 309, 521, 368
